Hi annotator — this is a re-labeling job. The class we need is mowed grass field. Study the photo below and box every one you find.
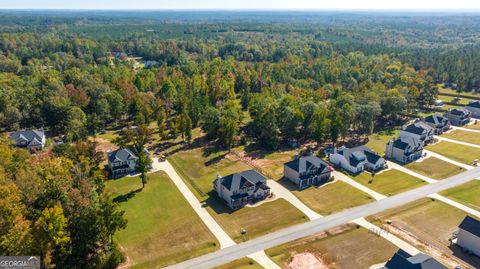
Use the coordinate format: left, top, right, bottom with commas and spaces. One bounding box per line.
266, 225, 398, 269
106, 172, 218, 268
427, 141, 480, 165
281, 180, 374, 215
206, 197, 308, 243
366, 130, 398, 154
169, 146, 308, 243
214, 258, 262, 269
368, 198, 470, 248
442, 129, 480, 145
405, 157, 466, 180
440, 180, 480, 211
466, 122, 480, 130
352, 169, 427, 196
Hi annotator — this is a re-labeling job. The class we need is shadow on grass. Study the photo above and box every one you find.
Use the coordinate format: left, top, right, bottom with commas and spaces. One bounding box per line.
203, 191, 234, 215
449, 244, 480, 268
113, 188, 142, 203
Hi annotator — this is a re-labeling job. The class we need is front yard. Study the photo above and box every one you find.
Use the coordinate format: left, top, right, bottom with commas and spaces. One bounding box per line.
283, 180, 374, 215
405, 157, 466, 180
440, 180, 480, 211
106, 172, 219, 268
442, 129, 480, 145
266, 224, 398, 269
352, 169, 427, 196
427, 141, 480, 165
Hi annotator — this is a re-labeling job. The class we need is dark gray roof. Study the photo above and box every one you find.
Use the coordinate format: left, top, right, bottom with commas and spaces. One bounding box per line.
403, 123, 427, 135
108, 148, 138, 164
459, 216, 480, 238
424, 114, 448, 125
338, 146, 382, 167
446, 108, 470, 116
10, 130, 45, 143
382, 249, 447, 269
466, 100, 480, 108
390, 137, 422, 152
219, 170, 267, 192
284, 156, 330, 174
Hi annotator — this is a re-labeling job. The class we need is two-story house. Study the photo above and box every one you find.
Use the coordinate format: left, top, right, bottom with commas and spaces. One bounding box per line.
284, 156, 333, 189
329, 146, 386, 174
385, 137, 424, 164
213, 170, 270, 210
465, 100, 480, 118
422, 114, 451, 134
9, 129, 46, 152
398, 122, 434, 145
444, 108, 472, 126
381, 249, 447, 269
453, 216, 480, 257
107, 148, 139, 178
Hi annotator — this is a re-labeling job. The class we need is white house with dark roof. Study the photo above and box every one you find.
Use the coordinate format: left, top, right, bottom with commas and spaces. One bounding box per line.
9, 129, 46, 151
213, 170, 270, 210
465, 100, 480, 118
385, 136, 423, 164
107, 148, 139, 178
398, 122, 434, 145
329, 146, 386, 174
283, 156, 333, 189
422, 114, 451, 134
381, 249, 447, 269
454, 216, 480, 256
444, 108, 472, 126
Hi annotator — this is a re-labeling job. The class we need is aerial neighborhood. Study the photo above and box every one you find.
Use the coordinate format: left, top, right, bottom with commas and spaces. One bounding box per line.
2, 9, 480, 269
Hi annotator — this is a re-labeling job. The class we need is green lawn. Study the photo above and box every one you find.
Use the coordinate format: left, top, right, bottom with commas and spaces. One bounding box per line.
266, 225, 398, 269
437, 95, 472, 105
352, 169, 427, 196
438, 86, 480, 98
168, 147, 252, 200
366, 130, 398, 155
97, 130, 120, 142
206, 198, 308, 243
440, 180, 480, 211
106, 172, 219, 269
427, 141, 480, 165
405, 157, 466, 180
261, 150, 299, 180
283, 180, 374, 215
368, 198, 471, 248
442, 130, 480, 145
214, 258, 262, 269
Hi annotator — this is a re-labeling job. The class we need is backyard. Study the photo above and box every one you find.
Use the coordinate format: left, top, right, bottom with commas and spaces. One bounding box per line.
106, 172, 219, 268
405, 157, 466, 180
352, 169, 427, 195
427, 141, 480, 165
266, 224, 398, 269
366, 130, 398, 154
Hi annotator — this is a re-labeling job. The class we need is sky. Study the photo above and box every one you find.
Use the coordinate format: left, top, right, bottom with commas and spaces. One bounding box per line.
1, 0, 480, 10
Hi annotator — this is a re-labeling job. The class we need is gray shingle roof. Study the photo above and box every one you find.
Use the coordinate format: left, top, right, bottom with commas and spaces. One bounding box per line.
10, 130, 45, 144
284, 156, 330, 174
424, 114, 448, 125
459, 216, 480, 238
219, 170, 267, 192
446, 108, 470, 116
466, 100, 480, 109
108, 148, 138, 164
403, 123, 427, 135
337, 146, 382, 167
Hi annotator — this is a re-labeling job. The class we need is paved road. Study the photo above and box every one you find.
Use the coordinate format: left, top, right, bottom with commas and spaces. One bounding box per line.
165, 167, 480, 269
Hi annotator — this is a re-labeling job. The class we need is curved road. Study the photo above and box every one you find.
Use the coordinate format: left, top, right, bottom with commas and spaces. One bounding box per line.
165, 167, 480, 269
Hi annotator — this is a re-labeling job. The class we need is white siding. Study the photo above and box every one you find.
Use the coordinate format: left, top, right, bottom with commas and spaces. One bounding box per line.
457, 229, 480, 256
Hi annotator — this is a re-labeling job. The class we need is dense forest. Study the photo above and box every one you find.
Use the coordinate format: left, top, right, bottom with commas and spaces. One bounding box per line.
0, 11, 479, 268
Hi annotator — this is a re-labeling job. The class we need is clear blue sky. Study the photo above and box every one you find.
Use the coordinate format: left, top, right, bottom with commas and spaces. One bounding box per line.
1, 0, 480, 10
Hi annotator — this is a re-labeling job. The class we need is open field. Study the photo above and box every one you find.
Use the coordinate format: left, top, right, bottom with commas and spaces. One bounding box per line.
366, 130, 398, 155
440, 180, 480, 211
427, 141, 480, 165
214, 258, 262, 269
168, 146, 252, 200
206, 198, 308, 243
266, 224, 398, 269
438, 87, 480, 98
466, 123, 480, 130
368, 198, 468, 247
106, 172, 218, 268
405, 157, 466, 180
442, 129, 480, 145
437, 94, 473, 105
281, 179, 374, 215
352, 169, 427, 196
